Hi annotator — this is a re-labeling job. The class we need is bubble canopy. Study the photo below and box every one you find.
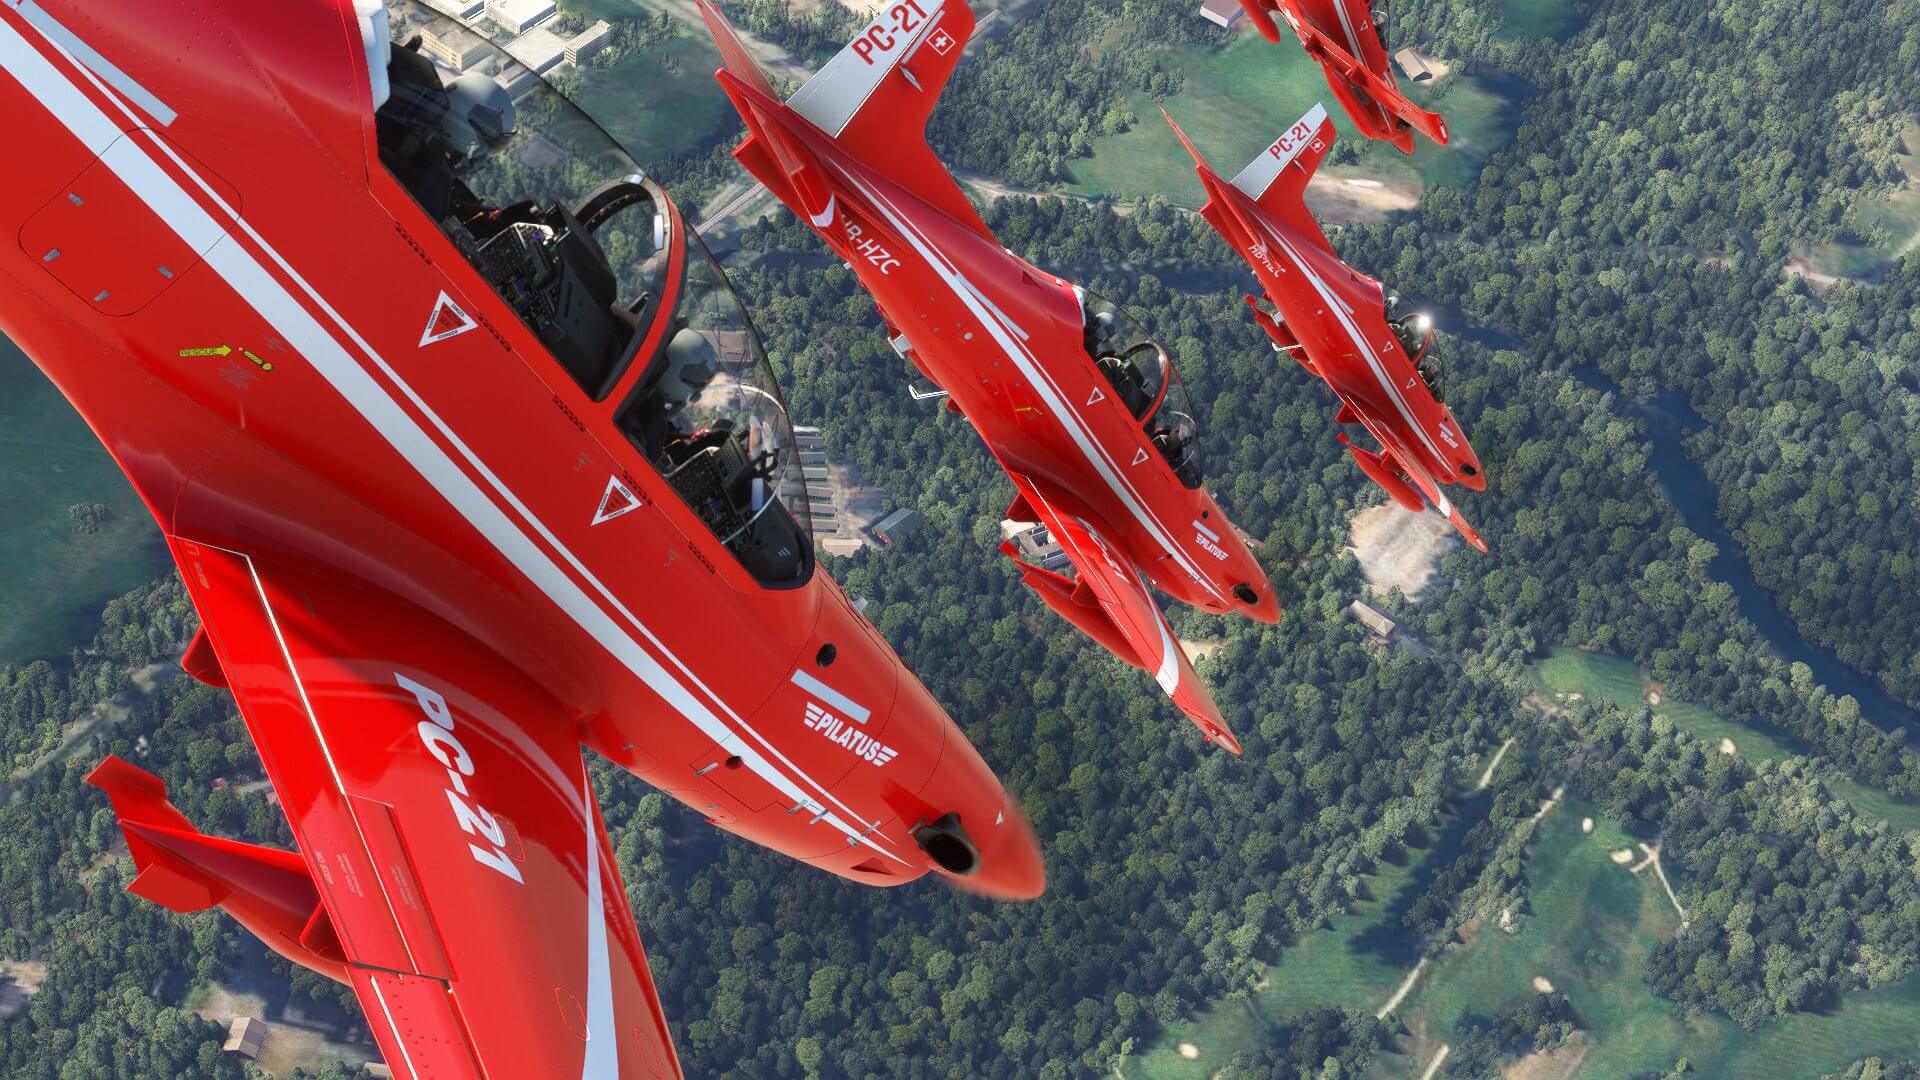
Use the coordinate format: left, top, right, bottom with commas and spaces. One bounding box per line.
1079, 290, 1205, 488
373, 0, 812, 586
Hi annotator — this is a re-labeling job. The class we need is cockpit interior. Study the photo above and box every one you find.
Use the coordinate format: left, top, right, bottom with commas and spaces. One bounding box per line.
372, 0, 812, 587
1383, 290, 1441, 401
1081, 291, 1205, 488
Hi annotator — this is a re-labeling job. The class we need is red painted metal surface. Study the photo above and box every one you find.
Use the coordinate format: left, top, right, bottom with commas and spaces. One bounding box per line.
1165, 105, 1488, 551
698, 0, 1278, 752
0, 1, 1042, 1074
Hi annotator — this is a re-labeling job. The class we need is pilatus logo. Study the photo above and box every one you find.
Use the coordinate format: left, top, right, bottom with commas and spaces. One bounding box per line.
804, 701, 900, 766
1193, 518, 1231, 561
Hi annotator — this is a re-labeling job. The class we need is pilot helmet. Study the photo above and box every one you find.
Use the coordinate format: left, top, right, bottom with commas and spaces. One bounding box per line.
441, 73, 517, 162
658, 327, 719, 411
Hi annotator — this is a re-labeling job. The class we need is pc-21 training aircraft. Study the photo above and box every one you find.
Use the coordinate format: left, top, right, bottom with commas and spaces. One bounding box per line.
1163, 105, 1488, 551
1236, 0, 1448, 154
0, 1, 1045, 1075
697, 0, 1279, 754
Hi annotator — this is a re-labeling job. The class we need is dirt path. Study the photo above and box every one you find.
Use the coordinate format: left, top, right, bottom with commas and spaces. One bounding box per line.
1630, 843, 1688, 926
1418, 1043, 1452, 1080
1477, 738, 1514, 790
3, 661, 174, 795
695, 178, 773, 235
1378, 956, 1429, 1019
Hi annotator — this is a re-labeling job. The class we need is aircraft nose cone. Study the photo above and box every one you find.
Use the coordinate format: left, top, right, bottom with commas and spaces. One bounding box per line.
948, 798, 1046, 901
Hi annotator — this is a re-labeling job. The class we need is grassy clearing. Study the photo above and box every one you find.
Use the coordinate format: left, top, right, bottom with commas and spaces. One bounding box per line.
0, 345, 169, 666
1530, 648, 1920, 833
569, 22, 736, 164
1129, 791, 1499, 1078
1800, 118, 1920, 281
1404, 799, 1920, 1077
1066, 34, 1528, 207
1127, 854, 1419, 1078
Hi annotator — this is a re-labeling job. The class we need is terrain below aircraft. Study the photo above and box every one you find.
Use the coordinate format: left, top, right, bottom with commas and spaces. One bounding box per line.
0, 0, 1044, 1074
698, 0, 1281, 755
1164, 105, 1488, 551
1237, 0, 1448, 154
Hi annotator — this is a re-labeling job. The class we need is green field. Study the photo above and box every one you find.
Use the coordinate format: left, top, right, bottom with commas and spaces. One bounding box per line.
1133, 653, 1920, 1078
1066, 35, 1530, 206
1405, 801, 1920, 1077
1493, 0, 1585, 42
569, 21, 737, 165
1126, 860, 1414, 1077
1801, 119, 1920, 282
1129, 791, 1496, 1077
0, 343, 168, 666
1532, 648, 1920, 833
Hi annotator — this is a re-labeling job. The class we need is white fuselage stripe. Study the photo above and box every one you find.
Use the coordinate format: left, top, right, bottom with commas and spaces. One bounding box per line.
0, 13, 902, 863
579, 768, 618, 1079
15, 0, 174, 125
832, 164, 1228, 603
1327, 1, 1391, 125
33, 14, 889, 851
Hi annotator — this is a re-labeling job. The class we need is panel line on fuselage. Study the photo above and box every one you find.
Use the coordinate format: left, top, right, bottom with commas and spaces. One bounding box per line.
0, 11, 901, 863
828, 161, 1230, 604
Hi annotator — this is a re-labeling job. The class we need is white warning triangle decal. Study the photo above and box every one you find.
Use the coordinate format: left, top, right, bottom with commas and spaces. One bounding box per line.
1087, 387, 1106, 407
1131, 448, 1150, 465
420, 292, 477, 346
592, 476, 641, 525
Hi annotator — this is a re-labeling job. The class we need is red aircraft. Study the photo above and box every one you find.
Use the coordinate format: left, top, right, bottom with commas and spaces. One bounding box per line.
1236, 0, 1448, 154
0, 1, 1045, 1075
697, 0, 1280, 755
1163, 104, 1488, 551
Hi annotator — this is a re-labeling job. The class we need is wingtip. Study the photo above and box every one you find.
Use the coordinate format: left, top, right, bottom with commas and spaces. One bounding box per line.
86, 753, 165, 799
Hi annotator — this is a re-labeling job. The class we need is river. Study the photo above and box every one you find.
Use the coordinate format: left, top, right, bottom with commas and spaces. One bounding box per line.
1406, 298, 1920, 737
1567, 365, 1920, 739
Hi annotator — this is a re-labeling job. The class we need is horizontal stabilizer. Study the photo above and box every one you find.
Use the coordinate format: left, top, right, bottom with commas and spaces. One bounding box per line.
182, 625, 226, 687
88, 754, 344, 978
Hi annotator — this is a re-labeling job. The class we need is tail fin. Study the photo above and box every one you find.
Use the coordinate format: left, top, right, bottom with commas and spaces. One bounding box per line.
699, 0, 990, 239
1229, 103, 1336, 215
697, 0, 780, 101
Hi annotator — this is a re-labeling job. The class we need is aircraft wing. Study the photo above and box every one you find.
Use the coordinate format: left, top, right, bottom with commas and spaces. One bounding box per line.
144, 538, 682, 1079
1007, 484, 1242, 754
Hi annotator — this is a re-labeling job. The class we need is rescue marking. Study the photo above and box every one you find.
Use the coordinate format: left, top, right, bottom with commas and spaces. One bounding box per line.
591, 476, 642, 525
419, 291, 477, 346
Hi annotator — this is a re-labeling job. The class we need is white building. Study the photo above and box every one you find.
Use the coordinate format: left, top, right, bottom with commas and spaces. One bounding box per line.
566, 20, 616, 66
504, 25, 567, 74
419, 23, 492, 70
422, 0, 484, 18
485, 0, 555, 34
1199, 0, 1244, 28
